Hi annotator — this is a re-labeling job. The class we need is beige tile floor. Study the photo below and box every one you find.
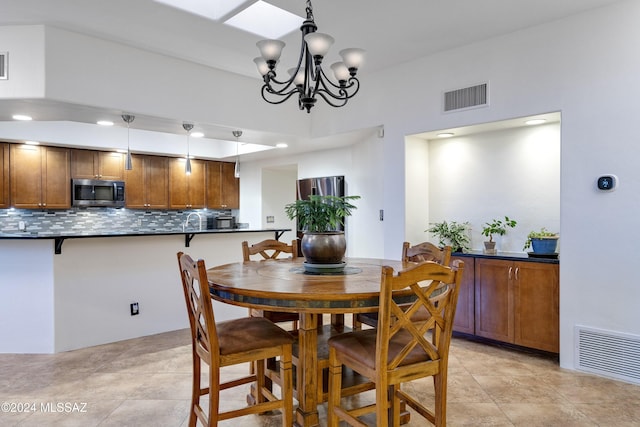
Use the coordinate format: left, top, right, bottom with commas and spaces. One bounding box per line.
1, 327, 640, 426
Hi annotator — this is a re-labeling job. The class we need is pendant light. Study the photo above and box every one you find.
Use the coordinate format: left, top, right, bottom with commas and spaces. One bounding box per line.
232, 130, 242, 178
121, 114, 135, 170
183, 122, 194, 175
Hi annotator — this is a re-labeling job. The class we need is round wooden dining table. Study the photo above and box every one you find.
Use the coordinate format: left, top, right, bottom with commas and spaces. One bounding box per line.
206, 257, 412, 427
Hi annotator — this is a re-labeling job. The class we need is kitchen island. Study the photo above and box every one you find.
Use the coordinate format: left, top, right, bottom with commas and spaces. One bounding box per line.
0, 228, 292, 353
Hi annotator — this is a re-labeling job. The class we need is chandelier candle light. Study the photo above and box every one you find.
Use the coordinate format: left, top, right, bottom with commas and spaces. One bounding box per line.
121, 114, 135, 170
253, 0, 365, 113
183, 122, 194, 175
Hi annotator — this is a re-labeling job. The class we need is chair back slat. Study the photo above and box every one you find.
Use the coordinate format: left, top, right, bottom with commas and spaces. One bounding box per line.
402, 241, 452, 265
242, 239, 298, 261
377, 260, 464, 372
177, 252, 219, 358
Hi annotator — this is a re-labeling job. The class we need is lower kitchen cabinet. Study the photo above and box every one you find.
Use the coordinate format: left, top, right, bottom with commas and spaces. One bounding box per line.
474, 258, 559, 353
10, 144, 71, 209
452, 256, 475, 334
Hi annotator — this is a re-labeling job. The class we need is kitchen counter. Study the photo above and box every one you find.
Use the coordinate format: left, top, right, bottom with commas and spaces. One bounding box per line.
0, 228, 291, 254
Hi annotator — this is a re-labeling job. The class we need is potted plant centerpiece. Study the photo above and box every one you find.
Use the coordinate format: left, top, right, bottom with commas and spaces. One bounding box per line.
285, 194, 360, 271
481, 216, 517, 254
426, 220, 471, 253
523, 227, 559, 256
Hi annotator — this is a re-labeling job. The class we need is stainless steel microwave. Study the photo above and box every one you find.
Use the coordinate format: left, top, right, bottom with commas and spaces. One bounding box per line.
72, 179, 125, 207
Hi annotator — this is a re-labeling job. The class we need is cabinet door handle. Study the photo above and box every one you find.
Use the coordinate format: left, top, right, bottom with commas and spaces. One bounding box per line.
508, 266, 513, 280
515, 267, 519, 281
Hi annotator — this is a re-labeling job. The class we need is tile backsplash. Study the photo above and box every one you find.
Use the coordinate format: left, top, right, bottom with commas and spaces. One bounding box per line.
0, 208, 235, 235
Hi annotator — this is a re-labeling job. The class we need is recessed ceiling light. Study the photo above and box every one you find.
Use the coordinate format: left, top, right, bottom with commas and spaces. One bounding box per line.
24, 140, 39, 145
437, 132, 454, 138
12, 114, 32, 121
525, 119, 546, 125
191, 131, 204, 138
224, 1, 303, 39
97, 120, 114, 126
276, 143, 288, 148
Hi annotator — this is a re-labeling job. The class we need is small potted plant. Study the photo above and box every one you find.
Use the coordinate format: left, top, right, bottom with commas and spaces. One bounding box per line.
523, 227, 559, 254
481, 216, 517, 254
426, 220, 471, 253
285, 194, 360, 266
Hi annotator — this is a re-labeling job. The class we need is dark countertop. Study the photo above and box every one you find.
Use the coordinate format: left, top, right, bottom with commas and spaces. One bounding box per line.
0, 228, 292, 254
452, 250, 559, 264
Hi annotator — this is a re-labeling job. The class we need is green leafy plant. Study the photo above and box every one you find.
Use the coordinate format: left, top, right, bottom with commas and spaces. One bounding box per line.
481, 216, 517, 242
285, 194, 360, 232
523, 227, 559, 250
426, 220, 471, 252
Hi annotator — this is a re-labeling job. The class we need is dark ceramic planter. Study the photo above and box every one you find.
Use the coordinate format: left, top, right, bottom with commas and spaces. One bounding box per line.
531, 237, 559, 254
301, 231, 346, 264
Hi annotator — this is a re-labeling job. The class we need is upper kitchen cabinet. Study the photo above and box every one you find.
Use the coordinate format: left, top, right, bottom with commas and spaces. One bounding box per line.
125, 154, 169, 209
206, 161, 239, 209
71, 149, 124, 180
10, 144, 71, 209
169, 157, 205, 209
0, 143, 9, 208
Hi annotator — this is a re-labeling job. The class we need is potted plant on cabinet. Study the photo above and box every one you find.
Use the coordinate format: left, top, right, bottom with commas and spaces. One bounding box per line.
285, 194, 360, 270
426, 220, 471, 253
523, 227, 559, 256
481, 216, 517, 254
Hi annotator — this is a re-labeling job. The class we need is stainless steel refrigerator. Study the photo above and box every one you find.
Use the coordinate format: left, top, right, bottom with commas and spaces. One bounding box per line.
295, 175, 346, 254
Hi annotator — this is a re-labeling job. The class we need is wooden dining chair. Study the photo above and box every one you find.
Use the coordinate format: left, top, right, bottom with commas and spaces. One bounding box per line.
177, 252, 294, 427
242, 239, 300, 330
327, 259, 464, 427
353, 241, 452, 330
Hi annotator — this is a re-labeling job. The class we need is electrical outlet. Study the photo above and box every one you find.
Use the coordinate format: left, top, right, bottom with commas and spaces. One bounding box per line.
130, 302, 139, 316
18, 221, 26, 231
266, 215, 275, 223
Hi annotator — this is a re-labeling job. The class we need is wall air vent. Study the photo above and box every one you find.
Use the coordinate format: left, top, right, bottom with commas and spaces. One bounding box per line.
0, 52, 7, 79
575, 325, 640, 385
443, 82, 488, 112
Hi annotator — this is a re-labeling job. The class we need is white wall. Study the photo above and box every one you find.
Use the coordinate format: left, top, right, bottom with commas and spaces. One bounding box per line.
310, 0, 640, 369
0, 240, 54, 353
261, 167, 298, 245
424, 123, 561, 253
0, 25, 45, 98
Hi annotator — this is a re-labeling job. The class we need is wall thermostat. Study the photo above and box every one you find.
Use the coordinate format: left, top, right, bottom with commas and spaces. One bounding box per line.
596, 174, 618, 191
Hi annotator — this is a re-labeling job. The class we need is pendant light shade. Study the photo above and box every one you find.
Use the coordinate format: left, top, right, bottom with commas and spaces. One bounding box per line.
183, 122, 194, 175
232, 130, 242, 179
121, 114, 135, 170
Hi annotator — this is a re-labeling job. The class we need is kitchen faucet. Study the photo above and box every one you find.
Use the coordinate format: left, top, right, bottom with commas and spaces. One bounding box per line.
183, 212, 203, 231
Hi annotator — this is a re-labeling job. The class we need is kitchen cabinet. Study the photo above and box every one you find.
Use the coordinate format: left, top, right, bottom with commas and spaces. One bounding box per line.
0, 143, 8, 208
169, 157, 205, 209
125, 154, 169, 209
71, 149, 124, 180
206, 161, 239, 209
452, 256, 475, 334
10, 144, 71, 209
475, 258, 559, 353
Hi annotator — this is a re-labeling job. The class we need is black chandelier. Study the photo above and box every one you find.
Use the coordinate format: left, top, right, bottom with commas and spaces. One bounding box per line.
253, 0, 365, 113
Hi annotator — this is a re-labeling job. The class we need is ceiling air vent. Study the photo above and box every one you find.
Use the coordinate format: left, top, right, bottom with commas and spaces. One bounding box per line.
575, 325, 640, 385
0, 52, 7, 79
443, 82, 488, 112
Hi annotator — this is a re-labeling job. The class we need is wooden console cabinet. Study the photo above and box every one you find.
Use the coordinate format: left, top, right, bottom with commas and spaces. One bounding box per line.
474, 258, 559, 353
452, 255, 475, 334
0, 143, 8, 208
